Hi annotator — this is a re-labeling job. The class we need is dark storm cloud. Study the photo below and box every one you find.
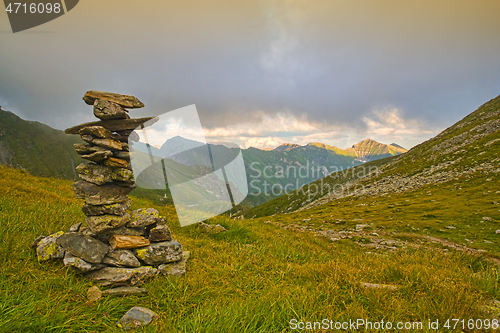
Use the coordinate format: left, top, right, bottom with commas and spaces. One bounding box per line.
1, 0, 499, 143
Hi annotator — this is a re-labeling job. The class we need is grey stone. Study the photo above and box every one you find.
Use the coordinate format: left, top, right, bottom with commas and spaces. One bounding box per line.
82, 200, 131, 216
93, 99, 128, 120
116, 306, 158, 331
85, 266, 157, 287
68, 222, 82, 233
36, 231, 65, 262
76, 163, 134, 186
158, 251, 190, 277
73, 180, 134, 205
133, 240, 183, 265
56, 232, 109, 264
86, 214, 130, 233
103, 248, 141, 268
148, 224, 172, 242
102, 286, 147, 297
74, 143, 110, 155
63, 252, 104, 273
127, 208, 160, 228
114, 150, 131, 161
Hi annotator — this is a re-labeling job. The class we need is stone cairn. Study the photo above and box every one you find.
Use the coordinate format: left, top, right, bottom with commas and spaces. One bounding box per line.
32, 91, 189, 296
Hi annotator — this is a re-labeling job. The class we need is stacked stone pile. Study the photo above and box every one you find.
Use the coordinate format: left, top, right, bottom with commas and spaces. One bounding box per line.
32, 91, 189, 293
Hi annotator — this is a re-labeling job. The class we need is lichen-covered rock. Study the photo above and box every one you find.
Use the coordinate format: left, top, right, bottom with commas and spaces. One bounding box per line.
103, 248, 141, 268
158, 251, 190, 277
134, 240, 183, 265
127, 208, 159, 228
93, 99, 128, 120
86, 214, 131, 233
63, 252, 105, 273
148, 224, 171, 242
116, 306, 158, 331
85, 266, 157, 287
82, 200, 131, 216
68, 222, 82, 232
87, 286, 102, 302
76, 163, 134, 186
199, 222, 227, 234
109, 235, 150, 250
94, 225, 145, 243
113, 150, 131, 161
102, 286, 147, 297
57, 232, 109, 264
36, 231, 65, 262
73, 180, 134, 205
83, 91, 145, 109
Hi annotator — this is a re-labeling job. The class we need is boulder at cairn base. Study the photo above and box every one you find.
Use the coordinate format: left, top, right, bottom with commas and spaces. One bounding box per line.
56, 232, 109, 264
73, 180, 134, 205
86, 214, 131, 233
82, 200, 131, 216
116, 306, 158, 331
83, 91, 145, 109
134, 240, 183, 265
103, 248, 141, 268
76, 163, 134, 186
93, 98, 129, 120
127, 208, 160, 228
85, 266, 157, 287
110, 235, 150, 250
36, 231, 65, 262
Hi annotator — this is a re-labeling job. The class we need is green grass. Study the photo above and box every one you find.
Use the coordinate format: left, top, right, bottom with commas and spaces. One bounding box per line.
1, 163, 500, 332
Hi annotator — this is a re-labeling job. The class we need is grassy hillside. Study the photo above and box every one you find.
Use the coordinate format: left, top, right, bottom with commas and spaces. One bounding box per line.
1, 160, 499, 331
0, 108, 84, 179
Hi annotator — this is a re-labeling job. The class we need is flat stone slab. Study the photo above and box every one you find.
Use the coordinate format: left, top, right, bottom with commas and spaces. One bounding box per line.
134, 240, 183, 265
73, 180, 134, 205
93, 98, 129, 120
116, 306, 158, 331
85, 266, 157, 287
83, 91, 145, 109
82, 200, 131, 217
76, 163, 134, 186
86, 214, 131, 233
158, 251, 190, 277
65, 117, 157, 135
102, 286, 147, 297
57, 232, 109, 264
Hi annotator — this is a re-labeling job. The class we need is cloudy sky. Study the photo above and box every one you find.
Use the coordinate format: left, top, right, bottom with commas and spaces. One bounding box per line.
1, 0, 500, 149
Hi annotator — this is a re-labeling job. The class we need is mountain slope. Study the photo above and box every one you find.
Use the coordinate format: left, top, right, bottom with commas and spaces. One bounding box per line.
239, 94, 500, 219
0, 107, 84, 179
